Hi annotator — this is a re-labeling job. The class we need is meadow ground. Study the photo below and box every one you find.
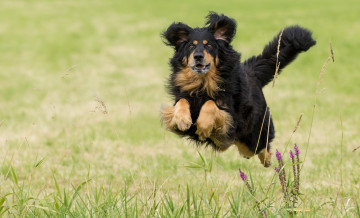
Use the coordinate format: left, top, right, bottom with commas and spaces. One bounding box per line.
0, 0, 359, 216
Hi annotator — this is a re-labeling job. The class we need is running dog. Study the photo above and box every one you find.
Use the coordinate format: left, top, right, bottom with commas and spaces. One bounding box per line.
161, 12, 316, 167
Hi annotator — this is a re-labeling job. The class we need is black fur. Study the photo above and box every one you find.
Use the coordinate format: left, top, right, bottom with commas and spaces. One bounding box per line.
162, 12, 316, 155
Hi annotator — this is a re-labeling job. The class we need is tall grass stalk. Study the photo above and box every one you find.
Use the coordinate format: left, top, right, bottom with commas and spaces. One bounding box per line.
330, 115, 344, 216
254, 28, 284, 160
302, 43, 334, 169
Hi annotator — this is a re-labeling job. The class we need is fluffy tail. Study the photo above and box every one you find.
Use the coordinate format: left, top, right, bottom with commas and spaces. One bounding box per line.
244, 25, 316, 87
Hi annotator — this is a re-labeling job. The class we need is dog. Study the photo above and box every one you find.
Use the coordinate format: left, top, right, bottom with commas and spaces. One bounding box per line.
161, 12, 316, 167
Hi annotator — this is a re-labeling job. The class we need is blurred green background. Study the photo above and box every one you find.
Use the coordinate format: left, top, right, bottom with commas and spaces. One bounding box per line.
0, 0, 359, 216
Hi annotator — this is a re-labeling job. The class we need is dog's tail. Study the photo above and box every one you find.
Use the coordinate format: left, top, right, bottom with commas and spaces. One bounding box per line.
244, 26, 316, 87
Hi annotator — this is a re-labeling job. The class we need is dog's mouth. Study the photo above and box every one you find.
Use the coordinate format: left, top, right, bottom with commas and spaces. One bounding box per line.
191, 63, 211, 74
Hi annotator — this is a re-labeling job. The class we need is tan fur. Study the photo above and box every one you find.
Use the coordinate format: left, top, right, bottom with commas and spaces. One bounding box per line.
174, 52, 222, 98
214, 107, 233, 136
209, 109, 234, 150
203, 40, 208, 44
196, 100, 233, 143
161, 99, 192, 131
235, 141, 255, 158
215, 56, 219, 65
235, 141, 273, 167
193, 40, 198, 45
161, 105, 176, 129
182, 56, 187, 65
258, 148, 272, 167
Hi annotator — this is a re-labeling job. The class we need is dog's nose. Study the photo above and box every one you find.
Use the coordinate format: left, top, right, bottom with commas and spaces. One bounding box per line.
194, 52, 204, 62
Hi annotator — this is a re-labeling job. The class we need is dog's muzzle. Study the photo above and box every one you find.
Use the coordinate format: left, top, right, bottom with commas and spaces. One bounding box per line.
191, 61, 211, 74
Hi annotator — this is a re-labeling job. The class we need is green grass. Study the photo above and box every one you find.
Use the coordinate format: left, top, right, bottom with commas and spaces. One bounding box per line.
1, 0, 360, 216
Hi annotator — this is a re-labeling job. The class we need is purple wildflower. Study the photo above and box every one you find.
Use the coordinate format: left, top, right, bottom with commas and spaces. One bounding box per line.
239, 169, 247, 181
289, 150, 295, 158
294, 144, 300, 155
276, 150, 282, 160
274, 166, 280, 173
238, 168, 267, 217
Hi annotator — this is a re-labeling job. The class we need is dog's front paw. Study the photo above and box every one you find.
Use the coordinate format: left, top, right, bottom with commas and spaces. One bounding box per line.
196, 119, 214, 141
161, 99, 192, 132
174, 113, 192, 131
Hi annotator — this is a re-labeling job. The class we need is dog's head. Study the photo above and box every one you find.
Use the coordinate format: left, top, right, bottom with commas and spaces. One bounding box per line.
163, 12, 237, 75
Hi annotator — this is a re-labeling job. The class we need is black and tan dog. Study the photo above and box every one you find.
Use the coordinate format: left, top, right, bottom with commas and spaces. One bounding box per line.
161, 12, 316, 167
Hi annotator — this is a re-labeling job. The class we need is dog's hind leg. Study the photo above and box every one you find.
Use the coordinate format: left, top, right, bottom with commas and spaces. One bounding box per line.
235, 141, 272, 167
235, 141, 255, 159
257, 147, 272, 167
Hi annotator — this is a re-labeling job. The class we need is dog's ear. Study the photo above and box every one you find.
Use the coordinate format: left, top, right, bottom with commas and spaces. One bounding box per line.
162, 22, 192, 47
206, 12, 237, 43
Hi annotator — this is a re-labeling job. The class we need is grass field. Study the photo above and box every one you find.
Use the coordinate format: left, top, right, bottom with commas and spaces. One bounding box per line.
1, 0, 359, 216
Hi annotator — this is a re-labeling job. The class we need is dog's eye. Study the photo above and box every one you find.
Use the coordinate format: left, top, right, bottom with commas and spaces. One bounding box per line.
189, 45, 195, 49
206, 44, 213, 49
